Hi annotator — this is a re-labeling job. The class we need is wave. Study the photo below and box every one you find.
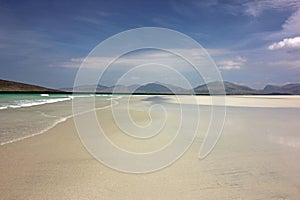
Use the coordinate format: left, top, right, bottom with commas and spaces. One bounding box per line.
0, 97, 72, 110
0, 106, 8, 110
0, 94, 120, 110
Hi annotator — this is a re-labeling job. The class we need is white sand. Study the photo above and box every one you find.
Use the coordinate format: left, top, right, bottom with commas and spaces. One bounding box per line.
167, 95, 300, 108
1, 95, 300, 199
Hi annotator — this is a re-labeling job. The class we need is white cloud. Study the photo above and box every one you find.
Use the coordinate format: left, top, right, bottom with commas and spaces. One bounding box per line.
194, 0, 299, 17
61, 51, 190, 69
60, 48, 230, 69
280, 8, 300, 37
218, 56, 246, 70
231, 0, 300, 39
268, 36, 300, 50
244, 0, 299, 17
193, 0, 300, 38
249, 0, 300, 38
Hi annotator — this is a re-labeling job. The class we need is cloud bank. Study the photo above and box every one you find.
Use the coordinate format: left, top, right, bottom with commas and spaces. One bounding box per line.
218, 56, 246, 70
268, 37, 300, 50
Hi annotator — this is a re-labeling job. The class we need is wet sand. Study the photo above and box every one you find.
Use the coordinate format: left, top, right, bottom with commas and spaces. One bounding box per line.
1, 96, 300, 199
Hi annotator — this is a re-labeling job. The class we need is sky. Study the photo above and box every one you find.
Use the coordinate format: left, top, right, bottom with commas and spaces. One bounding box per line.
0, 0, 300, 89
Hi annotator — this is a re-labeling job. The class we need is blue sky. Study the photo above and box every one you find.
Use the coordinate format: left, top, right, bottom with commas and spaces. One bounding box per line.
0, 0, 300, 89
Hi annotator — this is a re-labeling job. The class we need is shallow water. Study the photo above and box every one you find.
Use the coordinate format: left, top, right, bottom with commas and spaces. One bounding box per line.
0, 93, 112, 145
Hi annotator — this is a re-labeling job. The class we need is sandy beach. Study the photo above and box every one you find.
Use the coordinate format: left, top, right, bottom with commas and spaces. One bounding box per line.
2, 0, 300, 199
1, 95, 300, 199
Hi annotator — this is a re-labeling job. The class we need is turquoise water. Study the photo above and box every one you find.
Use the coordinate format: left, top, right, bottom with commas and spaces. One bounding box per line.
0, 93, 112, 145
0, 93, 72, 110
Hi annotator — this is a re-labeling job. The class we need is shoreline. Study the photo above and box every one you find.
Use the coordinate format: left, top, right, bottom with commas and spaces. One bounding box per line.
2, 95, 300, 146
0, 116, 71, 146
0, 95, 120, 146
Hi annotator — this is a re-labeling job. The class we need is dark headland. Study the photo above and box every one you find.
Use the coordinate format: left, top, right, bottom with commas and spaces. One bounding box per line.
0, 79, 61, 93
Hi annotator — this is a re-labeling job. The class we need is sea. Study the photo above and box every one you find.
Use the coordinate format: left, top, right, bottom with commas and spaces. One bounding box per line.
0, 93, 114, 145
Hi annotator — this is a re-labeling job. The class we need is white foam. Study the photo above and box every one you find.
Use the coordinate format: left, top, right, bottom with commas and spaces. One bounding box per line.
0, 106, 8, 110
0, 97, 71, 110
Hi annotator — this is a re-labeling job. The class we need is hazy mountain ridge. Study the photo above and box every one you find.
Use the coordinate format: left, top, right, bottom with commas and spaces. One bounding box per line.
66, 82, 190, 94
1, 79, 300, 95
67, 81, 300, 95
193, 81, 257, 95
263, 84, 300, 94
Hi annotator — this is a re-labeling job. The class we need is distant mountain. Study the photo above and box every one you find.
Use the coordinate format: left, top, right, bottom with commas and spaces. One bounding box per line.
161, 83, 191, 94
63, 82, 190, 94
64, 81, 300, 95
134, 83, 173, 94
100, 85, 131, 93
193, 81, 256, 95
0, 79, 60, 93
9, 79, 298, 95
263, 83, 300, 94
62, 85, 108, 92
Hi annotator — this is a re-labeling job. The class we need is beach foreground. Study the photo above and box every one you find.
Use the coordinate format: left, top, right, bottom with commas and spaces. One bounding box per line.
1, 95, 300, 199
